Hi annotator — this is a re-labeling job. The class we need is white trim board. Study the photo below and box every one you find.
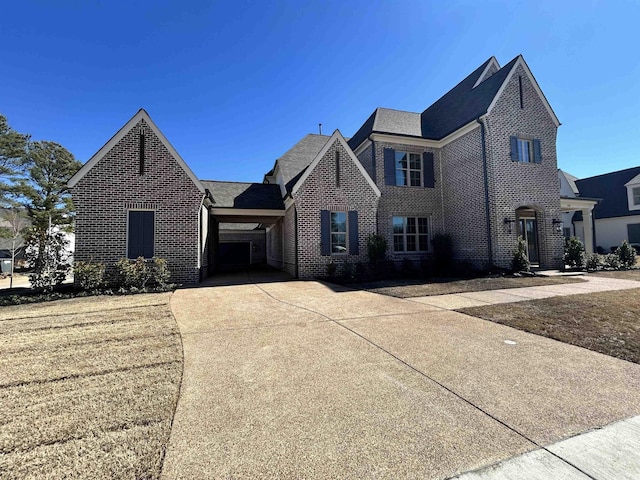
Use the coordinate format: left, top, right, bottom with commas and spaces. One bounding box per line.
68, 109, 205, 193
472, 56, 500, 88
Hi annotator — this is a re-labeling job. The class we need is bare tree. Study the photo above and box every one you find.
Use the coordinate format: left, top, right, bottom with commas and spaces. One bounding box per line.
0, 207, 30, 288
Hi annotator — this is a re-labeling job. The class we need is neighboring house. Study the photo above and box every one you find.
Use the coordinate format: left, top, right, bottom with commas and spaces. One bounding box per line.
562, 167, 640, 252
69, 54, 568, 283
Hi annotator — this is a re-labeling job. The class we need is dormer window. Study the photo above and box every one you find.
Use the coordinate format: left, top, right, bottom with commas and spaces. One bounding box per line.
624, 174, 640, 211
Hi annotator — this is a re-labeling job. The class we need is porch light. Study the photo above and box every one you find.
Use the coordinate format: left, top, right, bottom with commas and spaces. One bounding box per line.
503, 217, 516, 234
552, 219, 563, 233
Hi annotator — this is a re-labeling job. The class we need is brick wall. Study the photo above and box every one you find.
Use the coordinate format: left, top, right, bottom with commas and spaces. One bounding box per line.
440, 127, 491, 267
283, 206, 296, 276
295, 137, 379, 279
72, 119, 204, 284
370, 141, 442, 266
484, 64, 564, 268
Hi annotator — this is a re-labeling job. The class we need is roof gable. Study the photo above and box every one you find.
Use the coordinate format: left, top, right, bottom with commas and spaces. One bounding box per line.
575, 166, 640, 219
68, 109, 204, 193
485, 56, 560, 127
291, 130, 380, 197
271, 134, 330, 193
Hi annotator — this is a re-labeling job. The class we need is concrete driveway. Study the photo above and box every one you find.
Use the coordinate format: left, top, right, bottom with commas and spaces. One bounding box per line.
162, 279, 640, 479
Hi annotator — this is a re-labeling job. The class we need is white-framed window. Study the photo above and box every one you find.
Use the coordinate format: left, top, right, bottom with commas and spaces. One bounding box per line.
392, 216, 429, 252
510, 136, 541, 163
517, 139, 532, 163
395, 151, 422, 187
330, 211, 347, 254
633, 187, 640, 206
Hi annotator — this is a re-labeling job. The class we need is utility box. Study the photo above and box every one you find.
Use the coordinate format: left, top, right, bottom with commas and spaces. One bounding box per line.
1, 259, 12, 274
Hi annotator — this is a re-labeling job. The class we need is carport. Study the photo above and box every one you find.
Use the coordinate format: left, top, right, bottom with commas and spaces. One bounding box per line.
202, 181, 285, 273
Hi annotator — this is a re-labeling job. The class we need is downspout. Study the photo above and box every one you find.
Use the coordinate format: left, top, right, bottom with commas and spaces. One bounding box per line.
368, 134, 380, 235
294, 206, 299, 278
478, 117, 494, 268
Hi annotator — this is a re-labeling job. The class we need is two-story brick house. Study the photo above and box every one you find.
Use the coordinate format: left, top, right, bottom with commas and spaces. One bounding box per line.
69, 54, 564, 283
263, 55, 564, 277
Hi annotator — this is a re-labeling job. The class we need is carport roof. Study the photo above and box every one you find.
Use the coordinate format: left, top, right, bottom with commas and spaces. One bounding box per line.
201, 180, 285, 210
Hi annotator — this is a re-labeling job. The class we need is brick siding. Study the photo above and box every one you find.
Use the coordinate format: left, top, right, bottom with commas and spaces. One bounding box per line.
295, 138, 379, 279
72, 119, 204, 284
484, 64, 564, 269
369, 141, 442, 267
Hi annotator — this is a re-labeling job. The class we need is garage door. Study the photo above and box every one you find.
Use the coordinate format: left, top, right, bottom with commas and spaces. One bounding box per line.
218, 242, 251, 267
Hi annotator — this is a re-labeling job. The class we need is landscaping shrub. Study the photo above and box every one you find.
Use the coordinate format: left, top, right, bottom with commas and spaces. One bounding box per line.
25, 229, 72, 292
149, 257, 171, 286
432, 233, 454, 274
615, 240, 637, 268
115, 256, 172, 290
74, 261, 106, 290
367, 233, 387, 264
564, 236, 585, 269
604, 253, 621, 270
512, 236, 530, 272
585, 253, 604, 272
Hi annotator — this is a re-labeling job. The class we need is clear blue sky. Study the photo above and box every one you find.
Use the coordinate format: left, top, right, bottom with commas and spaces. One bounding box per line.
2, 0, 639, 182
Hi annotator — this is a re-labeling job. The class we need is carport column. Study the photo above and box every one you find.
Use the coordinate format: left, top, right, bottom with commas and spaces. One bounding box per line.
582, 206, 594, 253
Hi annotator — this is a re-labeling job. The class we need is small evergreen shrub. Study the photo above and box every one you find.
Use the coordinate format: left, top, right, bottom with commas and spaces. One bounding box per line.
604, 253, 621, 270
616, 240, 637, 268
512, 236, 530, 272
366, 234, 387, 264
432, 233, 454, 274
564, 236, 585, 269
585, 253, 604, 271
25, 229, 71, 292
74, 261, 106, 290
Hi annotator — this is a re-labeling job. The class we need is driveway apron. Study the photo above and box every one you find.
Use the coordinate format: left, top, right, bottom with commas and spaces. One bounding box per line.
162, 279, 640, 479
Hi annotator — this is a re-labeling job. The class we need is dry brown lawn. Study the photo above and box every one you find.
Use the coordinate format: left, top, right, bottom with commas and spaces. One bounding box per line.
351, 275, 585, 298
587, 268, 640, 282
459, 288, 640, 364
0, 292, 182, 479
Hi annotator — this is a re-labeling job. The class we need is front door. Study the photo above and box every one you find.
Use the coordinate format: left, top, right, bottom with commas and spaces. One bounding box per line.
518, 218, 540, 265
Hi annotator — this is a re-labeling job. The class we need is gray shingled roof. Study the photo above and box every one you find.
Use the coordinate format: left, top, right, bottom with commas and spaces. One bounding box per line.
201, 181, 284, 210
420, 56, 519, 139
269, 134, 330, 194
348, 56, 522, 149
573, 166, 640, 221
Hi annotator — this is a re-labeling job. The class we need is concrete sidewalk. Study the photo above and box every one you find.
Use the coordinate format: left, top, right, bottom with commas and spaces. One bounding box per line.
162, 276, 640, 479
407, 275, 640, 310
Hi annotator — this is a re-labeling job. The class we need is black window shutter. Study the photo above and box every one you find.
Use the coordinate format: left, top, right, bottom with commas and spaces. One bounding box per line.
348, 211, 359, 255
128, 211, 154, 259
423, 152, 435, 188
383, 148, 395, 185
510, 136, 519, 161
128, 212, 142, 258
142, 211, 154, 258
320, 210, 330, 256
533, 139, 542, 163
